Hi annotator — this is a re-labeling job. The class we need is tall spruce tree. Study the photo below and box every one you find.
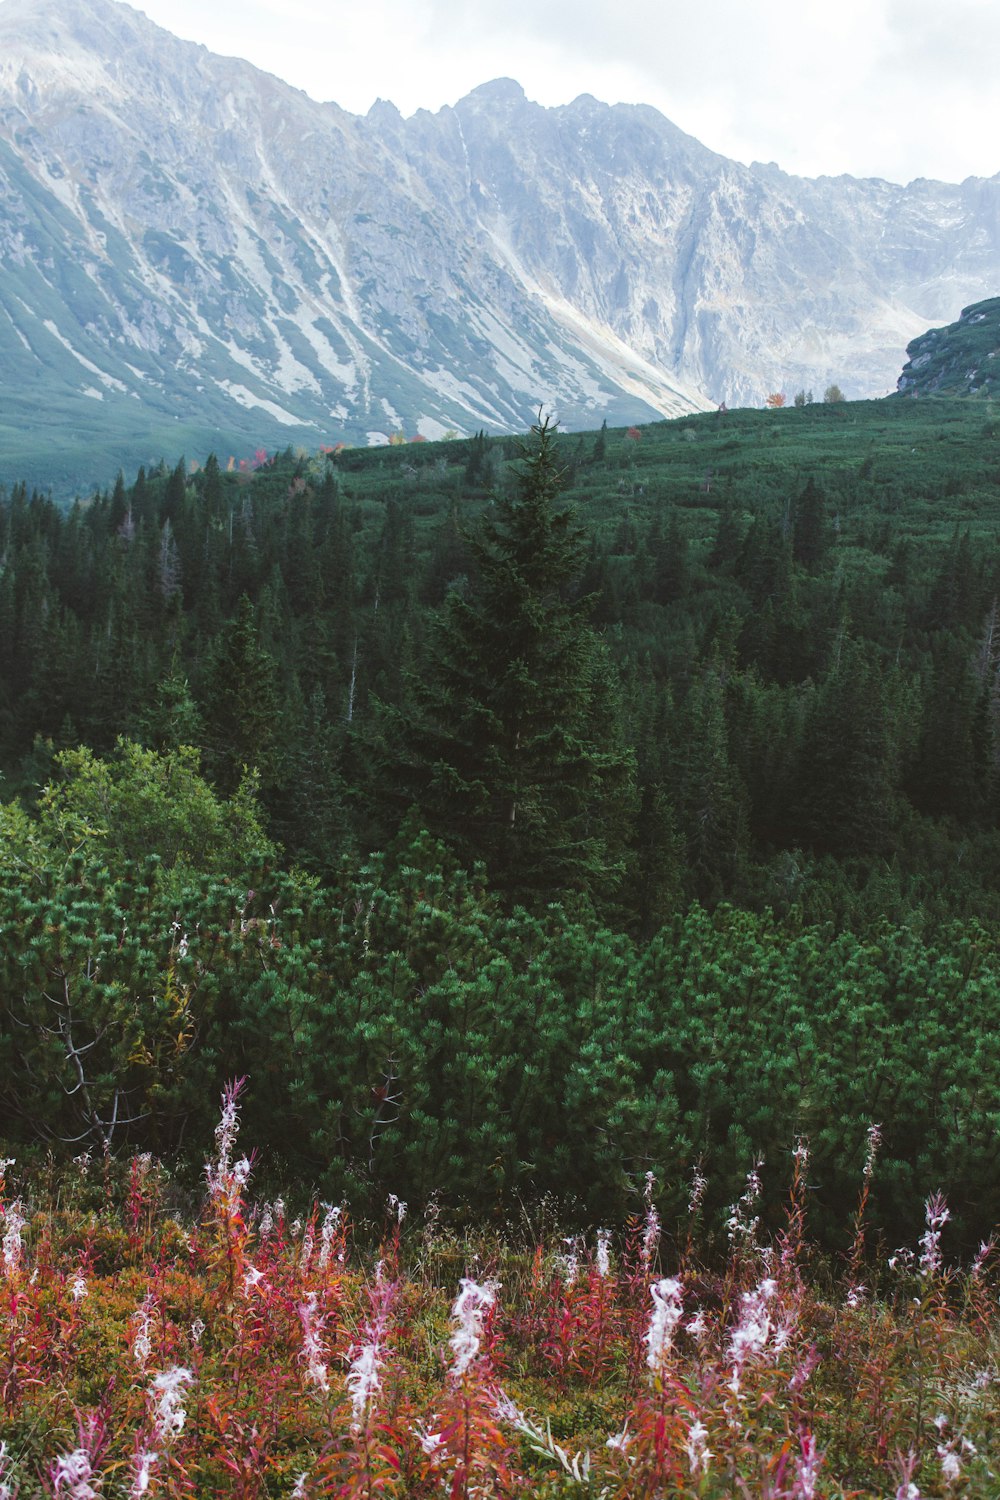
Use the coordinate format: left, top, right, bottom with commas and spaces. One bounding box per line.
377, 416, 634, 905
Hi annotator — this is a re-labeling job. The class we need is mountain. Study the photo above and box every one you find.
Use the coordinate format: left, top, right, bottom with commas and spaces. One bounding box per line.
896, 297, 1000, 398
2, 0, 1000, 493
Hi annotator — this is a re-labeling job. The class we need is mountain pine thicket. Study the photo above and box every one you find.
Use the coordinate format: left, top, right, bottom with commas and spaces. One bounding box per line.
3, 396, 1000, 1247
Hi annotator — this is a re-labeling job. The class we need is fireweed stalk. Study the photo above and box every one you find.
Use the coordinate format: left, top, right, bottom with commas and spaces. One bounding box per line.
846, 1122, 882, 1297
1, 1198, 26, 1279
322, 1270, 403, 1498
681, 1160, 708, 1270
44, 1412, 107, 1500
616, 1275, 697, 1489
418, 1278, 510, 1498
0, 1440, 18, 1500
125, 1367, 195, 1497
204, 1077, 253, 1298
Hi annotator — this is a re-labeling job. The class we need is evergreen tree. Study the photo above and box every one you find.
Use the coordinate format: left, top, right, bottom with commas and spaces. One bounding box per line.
648, 510, 690, 605
796, 639, 898, 855
593, 418, 607, 462
792, 477, 829, 571
377, 417, 634, 905
669, 662, 750, 898
201, 594, 281, 792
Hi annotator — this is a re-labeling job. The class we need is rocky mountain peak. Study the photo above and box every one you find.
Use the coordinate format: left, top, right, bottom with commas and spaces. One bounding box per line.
1, 0, 1000, 493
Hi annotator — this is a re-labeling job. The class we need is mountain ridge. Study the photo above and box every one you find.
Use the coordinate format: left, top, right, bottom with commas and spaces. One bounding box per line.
1, 0, 999, 493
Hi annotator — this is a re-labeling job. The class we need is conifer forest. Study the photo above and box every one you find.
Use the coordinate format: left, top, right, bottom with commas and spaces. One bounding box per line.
4, 397, 1000, 1494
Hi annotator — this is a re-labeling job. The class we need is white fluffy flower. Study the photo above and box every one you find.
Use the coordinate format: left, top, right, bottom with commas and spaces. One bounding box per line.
299, 1294, 329, 1393
1, 1200, 26, 1277
645, 1277, 683, 1374
346, 1341, 382, 1426
449, 1278, 497, 1378
685, 1418, 712, 1475
595, 1228, 612, 1278
150, 1366, 194, 1442
129, 1448, 158, 1497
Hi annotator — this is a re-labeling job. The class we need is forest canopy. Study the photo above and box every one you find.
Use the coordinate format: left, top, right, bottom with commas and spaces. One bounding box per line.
2, 396, 1000, 1243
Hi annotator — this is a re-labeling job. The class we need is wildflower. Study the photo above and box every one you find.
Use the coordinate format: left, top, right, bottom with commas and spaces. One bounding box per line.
641, 1173, 660, 1269
558, 1236, 580, 1286
970, 1238, 994, 1280
493, 1391, 525, 1426
48, 1416, 106, 1499
686, 1308, 709, 1341
291, 1474, 310, 1498
317, 1204, 342, 1270
727, 1276, 778, 1373
937, 1444, 961, 1485
645, 1277, 683, 1374
595, 1228, 612, 1278
726, 1157, 764, 1252
70, 1271, 88, 1302
0, 1439, 17, 1500
131, 1297, 155, 1370
449, 1277, 497, 1378
387, 1194, 407, 1223
863, 1122, 882, 1181
684, 1418, 712, 1476
794, 1431, 821, 1499
416, 1425, 445, 1457
919, 1192, 950, 1278
190, 1317, 205, 1346
789, 1346, 820, 1393
894, 1449, 921, 1499
688, 1162, 708, 1220
150, 1366, 194, 1442
1, 1200, 25, 1276
48, 1449, 99, 1498
243, 1264, 264, 1295
205, 1078, 251, 1207
771, 1313, 796, 1355
211, 1084, 240, 1177
299, 1293, 329, 1393
128, 1448, 158, 1498
606, 1425, 631, 1454
346, 1341, 382, 1427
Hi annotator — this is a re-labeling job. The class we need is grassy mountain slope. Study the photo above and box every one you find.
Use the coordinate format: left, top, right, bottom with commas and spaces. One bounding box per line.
897, 295, 1000, 397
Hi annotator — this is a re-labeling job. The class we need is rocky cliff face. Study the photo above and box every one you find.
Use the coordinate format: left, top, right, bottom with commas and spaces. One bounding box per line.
1, 0, 1000, 478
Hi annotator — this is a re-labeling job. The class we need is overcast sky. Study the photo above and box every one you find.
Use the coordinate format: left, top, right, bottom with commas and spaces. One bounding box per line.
57, 0, 1000, 183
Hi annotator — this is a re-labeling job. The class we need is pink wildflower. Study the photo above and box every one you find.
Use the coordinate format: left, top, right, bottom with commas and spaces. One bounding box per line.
919, 1192, 950, 1278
